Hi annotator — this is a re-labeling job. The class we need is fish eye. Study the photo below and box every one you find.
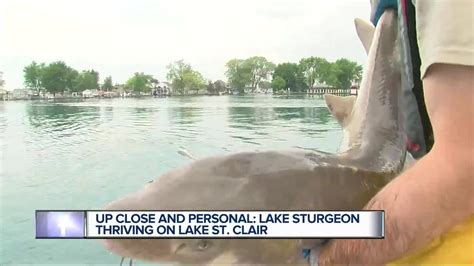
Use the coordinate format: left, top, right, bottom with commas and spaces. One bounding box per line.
196, 240, 210, 251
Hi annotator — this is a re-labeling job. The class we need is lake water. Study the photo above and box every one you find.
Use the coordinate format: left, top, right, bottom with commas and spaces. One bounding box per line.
0, 95, 342, 265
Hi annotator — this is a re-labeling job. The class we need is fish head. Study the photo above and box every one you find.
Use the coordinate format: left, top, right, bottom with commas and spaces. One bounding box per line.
101, 193, 231, 264
100, 191, 174, 262
102, 236, 227, 264
100, 152, 313, 264
100, 162, 248, 264
167, 239, 230, 264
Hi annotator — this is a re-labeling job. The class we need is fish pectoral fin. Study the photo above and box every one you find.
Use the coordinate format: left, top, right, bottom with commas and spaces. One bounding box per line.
324, 94, 355, 127
354, 18, 375, 54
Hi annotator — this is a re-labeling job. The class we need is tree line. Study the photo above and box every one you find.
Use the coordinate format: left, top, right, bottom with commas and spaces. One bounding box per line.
24, 61, 109, 96
225, 56, 362, 94
23, 56, 362, 96
22, 60, 211, 96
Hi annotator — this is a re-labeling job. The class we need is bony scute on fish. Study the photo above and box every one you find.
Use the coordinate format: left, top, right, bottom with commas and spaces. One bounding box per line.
101, 10, 404, 265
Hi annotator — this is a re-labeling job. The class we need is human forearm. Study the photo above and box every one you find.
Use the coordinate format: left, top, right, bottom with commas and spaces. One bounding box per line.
318, 146, 473, 265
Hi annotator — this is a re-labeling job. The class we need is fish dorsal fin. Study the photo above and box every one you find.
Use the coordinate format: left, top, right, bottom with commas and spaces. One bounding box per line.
324, 94, 356, 127
354, 18, 375, 54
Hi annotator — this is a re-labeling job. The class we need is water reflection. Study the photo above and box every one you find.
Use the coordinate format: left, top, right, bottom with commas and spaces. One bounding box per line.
273, 107, 305, 120
100, 106, 114, 123
225, 96, 336, 145
0, 104, 5, 131
128, 107, 158, 130
311, 107, 332, 125
0, 104, 5, 175
163, 107, 204, 142
26, 104, 100, 131
227, 107, 275, 130
23, 104, 103, 154
1, 95, 342, 265
272, 107, 331, 125
168, 107, 202, 125
133, 107, 157, 114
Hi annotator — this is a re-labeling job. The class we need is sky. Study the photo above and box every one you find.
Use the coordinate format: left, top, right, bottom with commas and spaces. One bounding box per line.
0, 0, 371, 90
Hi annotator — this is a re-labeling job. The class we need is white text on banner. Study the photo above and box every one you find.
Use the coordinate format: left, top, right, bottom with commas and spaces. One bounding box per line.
86, 211, 384, 238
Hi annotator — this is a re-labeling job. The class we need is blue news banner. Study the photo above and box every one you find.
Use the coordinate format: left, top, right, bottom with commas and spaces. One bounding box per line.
35, 211, 384, 239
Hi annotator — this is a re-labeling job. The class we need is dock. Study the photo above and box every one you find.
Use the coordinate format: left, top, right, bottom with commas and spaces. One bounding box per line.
306, 85, 359, 96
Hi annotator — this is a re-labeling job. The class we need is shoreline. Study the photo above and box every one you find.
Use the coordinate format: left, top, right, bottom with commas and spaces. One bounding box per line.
1, 92, 329, 102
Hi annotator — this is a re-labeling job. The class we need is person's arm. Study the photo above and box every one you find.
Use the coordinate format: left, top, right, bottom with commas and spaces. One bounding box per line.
318, 63, 474, 264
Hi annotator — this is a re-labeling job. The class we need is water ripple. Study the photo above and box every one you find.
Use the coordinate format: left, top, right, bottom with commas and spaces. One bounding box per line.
1, 95, 342, 264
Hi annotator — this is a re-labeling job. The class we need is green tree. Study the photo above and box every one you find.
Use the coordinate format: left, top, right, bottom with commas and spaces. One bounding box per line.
66, 68, 79, 92
330, 58, 363, 90
225, 59, 252, 94
299, 57, 331, 88
24, 61, 45, 94
271, 76, 286, 92
259, 80, 272, 92
273, 62, 306, 92
214, 80, 227, 94
149, 77, 159, 91
102, 76, 114, 91
207, 80, 226, 95
75, 69, 99, 92
166, 60, 193, 95
166, 60, 205, 95
126, 72, 152, 94
207, 81, 216, 95
41, 61, 77, 95
183, 70, 206, 94
244, 56, 275, 92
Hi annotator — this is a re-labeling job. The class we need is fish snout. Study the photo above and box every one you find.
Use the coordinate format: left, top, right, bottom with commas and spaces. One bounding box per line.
101, 194, 176, 262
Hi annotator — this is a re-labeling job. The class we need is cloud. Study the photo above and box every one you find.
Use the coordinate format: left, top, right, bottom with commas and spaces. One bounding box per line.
0, 0, 370, 89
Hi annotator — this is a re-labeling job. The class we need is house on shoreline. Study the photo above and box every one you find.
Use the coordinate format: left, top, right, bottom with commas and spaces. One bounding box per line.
82, 89, 98, 98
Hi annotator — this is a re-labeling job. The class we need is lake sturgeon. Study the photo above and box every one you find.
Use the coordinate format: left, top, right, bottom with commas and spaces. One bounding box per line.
101, 10, 404, 265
